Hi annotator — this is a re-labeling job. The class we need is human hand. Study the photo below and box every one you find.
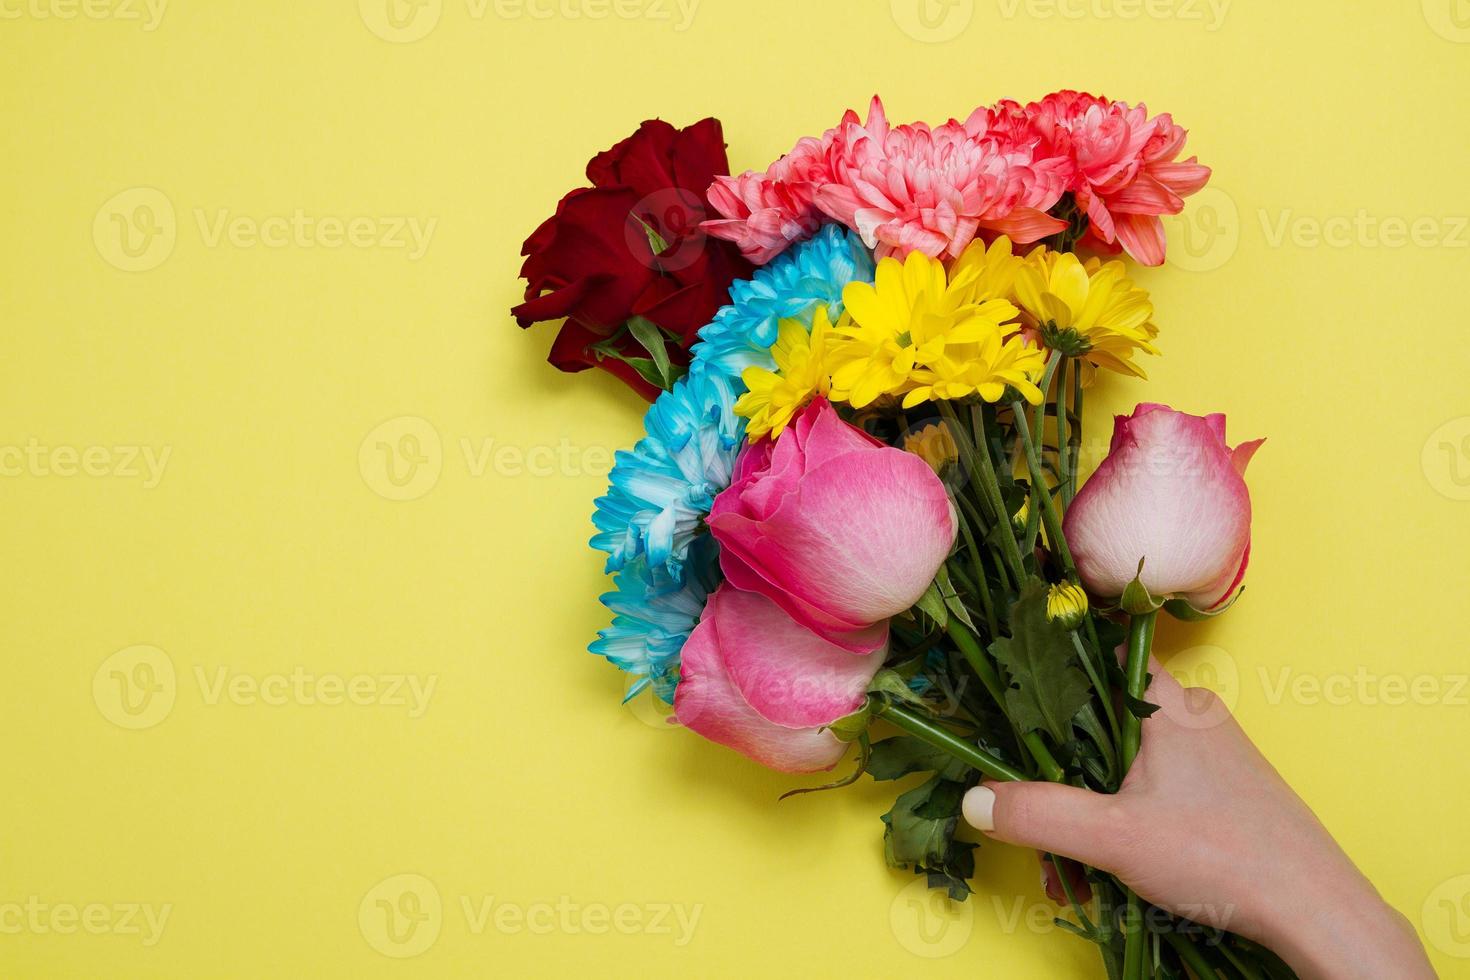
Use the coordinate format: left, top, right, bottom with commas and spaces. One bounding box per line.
961, 659, 1435, 980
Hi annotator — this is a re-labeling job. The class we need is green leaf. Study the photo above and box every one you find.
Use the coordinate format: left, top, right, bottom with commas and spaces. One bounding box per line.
881, 775, 978, 901
881, 775, 963, 867
868, 670, 930, 711
914, 578, 949, 630
935, 564, 978, 632
634, 215, 670, 256
1120, 558, 1164, 616
989, 580, 1093, 744
1124, 693, 1160, 720
626, 316, 678, 389
779, 734, 870, 800
868, 736, 971, 782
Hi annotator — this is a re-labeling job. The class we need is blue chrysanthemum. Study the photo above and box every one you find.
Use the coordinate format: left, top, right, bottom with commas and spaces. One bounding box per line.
589, 536, 720, 704
590, 368, 743, 589
588, 225, 875, 702
691, 225, 875, 382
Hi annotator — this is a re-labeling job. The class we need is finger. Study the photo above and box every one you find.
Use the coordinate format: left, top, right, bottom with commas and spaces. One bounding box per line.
963, 781, 1133, 873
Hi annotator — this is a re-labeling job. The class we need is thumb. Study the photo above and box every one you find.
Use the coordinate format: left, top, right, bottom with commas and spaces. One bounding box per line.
963, 781, 1132, 873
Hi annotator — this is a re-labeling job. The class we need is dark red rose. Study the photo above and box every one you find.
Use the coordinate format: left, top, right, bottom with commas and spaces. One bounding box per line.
513, 117, 752, 401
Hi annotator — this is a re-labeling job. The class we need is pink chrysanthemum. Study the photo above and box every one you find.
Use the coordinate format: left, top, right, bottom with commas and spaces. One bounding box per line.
814, 97, 1070, 261
703, 136, 830, 264
1020, 91, 1211, 266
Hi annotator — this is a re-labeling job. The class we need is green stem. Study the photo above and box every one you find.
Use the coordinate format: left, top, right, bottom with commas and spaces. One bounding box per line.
961, 402, 1028, 585
946, 621, 1063, 782
870, 699, 1027, 783
1065, 361, 1084, 508
1120, 612, 1158, 771
1162, 930, 1220, 978
1010, 401, 1077, 580
1056, 356, 1072, 507
1049, 853, 1097, 940
1074, 632, 1122, 756
1033, 349, 1063, 445
1217, 938, 1265, 980
951, 509, 999, 638
1122, 889, 1147, 980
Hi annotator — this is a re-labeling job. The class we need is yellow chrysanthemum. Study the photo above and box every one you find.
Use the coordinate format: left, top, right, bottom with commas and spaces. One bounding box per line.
1013, 248, 1158, 379
827, 248, 1036, 410
948, 234, 1024, 304
903, 422, 959, 476
735, 307, 836, 440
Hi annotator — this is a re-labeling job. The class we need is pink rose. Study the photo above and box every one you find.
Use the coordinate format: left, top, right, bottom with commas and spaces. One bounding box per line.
674, 584, 886, 772
1064, 403, 1263, 612
708, 398, 958, 654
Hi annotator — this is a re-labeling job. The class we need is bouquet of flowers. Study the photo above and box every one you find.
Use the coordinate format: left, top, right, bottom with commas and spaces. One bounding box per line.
515, 93, 1280, 978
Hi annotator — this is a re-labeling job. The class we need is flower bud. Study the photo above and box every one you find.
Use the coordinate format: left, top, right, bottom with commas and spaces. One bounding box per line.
1045, 581, 1089, 629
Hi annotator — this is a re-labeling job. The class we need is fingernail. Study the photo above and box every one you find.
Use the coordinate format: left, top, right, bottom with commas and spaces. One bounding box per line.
962, 786, 995, 831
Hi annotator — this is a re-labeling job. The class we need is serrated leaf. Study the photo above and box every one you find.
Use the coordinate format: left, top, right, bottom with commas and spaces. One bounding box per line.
989, 580, 1093, 744
867, 736, 972, 782
881, 775, 963, 871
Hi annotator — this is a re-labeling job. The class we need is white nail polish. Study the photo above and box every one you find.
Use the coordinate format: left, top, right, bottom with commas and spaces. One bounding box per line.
963, 786, 996, 831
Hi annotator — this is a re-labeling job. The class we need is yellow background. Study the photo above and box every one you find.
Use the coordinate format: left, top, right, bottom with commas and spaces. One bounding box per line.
3, 1, 1469, 976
